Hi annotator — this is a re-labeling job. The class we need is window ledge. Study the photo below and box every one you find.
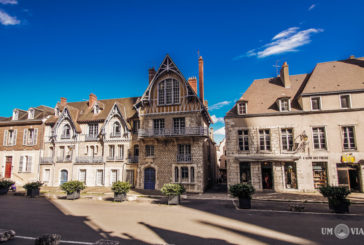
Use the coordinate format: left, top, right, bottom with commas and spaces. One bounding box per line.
342, 149, 357, 152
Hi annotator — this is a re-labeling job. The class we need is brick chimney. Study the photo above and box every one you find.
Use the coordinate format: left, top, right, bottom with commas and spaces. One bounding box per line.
280, 62, 291, 88
149, 68, 156, 84
199, 56, 204, 102
188, 77, 197, 94
60, 97, 67, 107
89, 93, 97, 108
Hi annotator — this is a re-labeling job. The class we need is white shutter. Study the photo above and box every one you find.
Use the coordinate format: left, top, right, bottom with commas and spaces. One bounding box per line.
23, 129, 28, 145
3, 130, 8, 146
44, 169, 50, 182
19, 156, 24, 172
26, 156, 32, 172
12, 129, 17, 146
34, 128, 38, 145
79, 170, 86, 184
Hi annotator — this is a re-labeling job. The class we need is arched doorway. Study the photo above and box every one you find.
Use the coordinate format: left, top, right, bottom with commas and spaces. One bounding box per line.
144, 167, 155, 190
60, 170, 68, 185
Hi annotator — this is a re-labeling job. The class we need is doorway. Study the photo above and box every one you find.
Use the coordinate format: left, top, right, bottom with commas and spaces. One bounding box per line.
60, 170, 68, 185
144, 167, 155, 190
261, 162, 273, 189
5, 156, 12, 178
337, 163, 360, 192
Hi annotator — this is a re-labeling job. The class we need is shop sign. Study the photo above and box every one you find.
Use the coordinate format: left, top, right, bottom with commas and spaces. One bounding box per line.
341, 153, 355, 164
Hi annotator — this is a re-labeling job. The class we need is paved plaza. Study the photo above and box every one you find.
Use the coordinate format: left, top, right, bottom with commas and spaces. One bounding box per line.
0, 193, 364, 245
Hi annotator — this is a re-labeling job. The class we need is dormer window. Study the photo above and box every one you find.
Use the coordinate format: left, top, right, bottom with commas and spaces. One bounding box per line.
237, 102, 247, 115
311, 97, 321, 111
279, 98, 290, 112
61, 125, 71, 139
55, 106, 60, 116
12, 110, 19, 120
112, 122, 121, 137
340, 95, 351, 109
158, 79, 180, 105
28, 109, 35, 119
93, 104, 100, 115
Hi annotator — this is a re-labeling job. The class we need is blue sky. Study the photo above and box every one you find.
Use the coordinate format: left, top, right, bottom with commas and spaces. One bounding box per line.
0, 0, 363, 143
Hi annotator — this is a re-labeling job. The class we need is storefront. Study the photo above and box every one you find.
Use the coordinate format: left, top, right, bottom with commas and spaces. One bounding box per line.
312, 162, 328, 189
261, 162, 273, 189
239, 162, 251, 184
337, 163, 360, 192
284, 162, 297, 189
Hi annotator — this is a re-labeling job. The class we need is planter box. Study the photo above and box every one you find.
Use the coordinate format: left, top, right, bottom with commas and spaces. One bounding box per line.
238, 197, 251, 209
26, 188, 40, 198
329, 199, 350, 213
168, 195, 180, 205
0, 188, 9, 195
114, 193, 127, 202
67, 191, 80, 200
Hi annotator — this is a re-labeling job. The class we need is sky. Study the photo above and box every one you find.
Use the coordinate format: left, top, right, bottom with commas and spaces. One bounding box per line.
0, 0, 363, 144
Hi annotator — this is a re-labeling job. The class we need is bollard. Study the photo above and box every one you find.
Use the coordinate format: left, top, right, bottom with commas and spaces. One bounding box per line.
0, 229, 16, 242
34, 233, 61, 245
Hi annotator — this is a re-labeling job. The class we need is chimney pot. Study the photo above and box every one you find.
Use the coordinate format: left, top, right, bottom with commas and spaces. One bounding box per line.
148, 68, 156, 84
89, 93, 97, 108
60, 97, 67, 107
188, 77, 197, 94
199, 56, 204, 102
280, 61, 291, 88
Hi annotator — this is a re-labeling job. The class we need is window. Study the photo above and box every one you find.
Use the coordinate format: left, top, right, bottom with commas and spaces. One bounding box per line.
312, 127, 326, 150
134, 145, 139, 156
178, 144, 191, 155
259, 129, 271, 151
281, 128, 293, 151
237, 102, 247, 115
181, 167, 189, 182
28, 109, 34, 119
190, 167, 195, 183
279, 99, 290, 112
154, 119, 165, 135
111, 170, 118, 184
43, 169, 50, 182
79, 169, 86, 184
19, 156, 32, 173
93, 104, 100, 114
12, 110, 18, 120
112, 122, 121, 137
312, 162, 327, 189
158, 79, 180, 105
173, 118, 185, 134
132, 120, 140, 134
342, 126, 356, 150
117, 145, 124, 159
96, 170, 104, 186
62, 125, 71, 139
238, 130, 249, 151
145, 145, 154, 157
239, 162, 251, 184
311, 97, 321, 110
109, 145, 115, 158
23, 128, 38, 146
340, 95, 351, 109
174, 167, 179, 182
284, 163, 297, 189
3, 129, 17, 146
88, 123, 98, 136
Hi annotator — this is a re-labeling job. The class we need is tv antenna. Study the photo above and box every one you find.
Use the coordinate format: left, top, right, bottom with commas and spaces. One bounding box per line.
273, 60, 281, 76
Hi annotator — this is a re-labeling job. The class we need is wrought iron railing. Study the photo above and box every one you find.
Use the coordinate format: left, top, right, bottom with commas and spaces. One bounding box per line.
106, 155, 124, 161
127, 156, 139, 163
75, 156, 103, 163
138, 127, 208, 137
110, 132, 121, 138
85, 134, 98, 141
40, 157, 53, 164
56, 155, 73, 163
60, 134, 71, 139
177, 154, 192, 163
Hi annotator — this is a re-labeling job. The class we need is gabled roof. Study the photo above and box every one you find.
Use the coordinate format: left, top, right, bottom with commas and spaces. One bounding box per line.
0, 105, 54, 125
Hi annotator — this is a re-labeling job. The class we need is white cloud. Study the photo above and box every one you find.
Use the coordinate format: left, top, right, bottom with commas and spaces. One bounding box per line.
214, 127, 225, 136
0, 9, 20, 25
0, 0, 18, 5
209, 101, 231, 111
237, 27, 323, 59
308, 4, 316, 11
211, 115, 224, 123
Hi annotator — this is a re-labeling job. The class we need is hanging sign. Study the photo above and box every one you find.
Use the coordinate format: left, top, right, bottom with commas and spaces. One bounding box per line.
341, 153, 355, 164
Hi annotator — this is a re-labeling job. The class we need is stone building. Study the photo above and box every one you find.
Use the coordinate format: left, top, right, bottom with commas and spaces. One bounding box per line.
216, 138, 227, 183
0, 106, 54, 185
134, 55, 216, 192
225, 56, 364, 193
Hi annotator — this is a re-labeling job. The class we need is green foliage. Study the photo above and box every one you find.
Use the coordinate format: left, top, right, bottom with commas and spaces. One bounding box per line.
60, 181, 85, 194
161, 183, 185, 196
0, 179, 15, 189
319, 185, 351, 200
111, 181, 132, 194
229, 183, 255, 199
23, 181, 43, 190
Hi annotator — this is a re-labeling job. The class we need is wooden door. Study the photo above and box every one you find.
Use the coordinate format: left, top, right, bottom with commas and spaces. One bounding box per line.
5, 156, 12, 178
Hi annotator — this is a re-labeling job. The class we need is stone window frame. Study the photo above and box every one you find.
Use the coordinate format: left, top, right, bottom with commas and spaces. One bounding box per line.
310, 96, 322, 111
340, 94, 351, 109
157, 78, 180, 105
145, 145, 155, 157
312, 127, 327, 151
43, 168, 51, 183
341, 125, 357, 151
172, 164, 196, 184
238, 129, 249, 151
281, 128, 294, 152
237, 102, 247, 115
78, 169, 87, 184
259, 129, 271, 152
279, 98, 291, 112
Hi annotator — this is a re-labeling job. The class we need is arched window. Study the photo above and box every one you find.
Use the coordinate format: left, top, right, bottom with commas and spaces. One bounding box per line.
62, 125, 71, 139
158, 79, 179, 105
113, 121, 121, 137
175, 167, 179, 183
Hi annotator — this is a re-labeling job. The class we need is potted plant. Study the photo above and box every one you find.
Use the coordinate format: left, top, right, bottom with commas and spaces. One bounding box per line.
229, 183, 255, 209
23, 181, 43, 198
161, 183, 185, 205
111, 181, 132, 202
0, 179, 15, 195
319, 185, 351, 213
60, 181, 85, 200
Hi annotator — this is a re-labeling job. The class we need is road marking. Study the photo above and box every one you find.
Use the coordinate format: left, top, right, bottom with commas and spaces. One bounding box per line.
15, 235, 94, 244
232, 200, 364, 216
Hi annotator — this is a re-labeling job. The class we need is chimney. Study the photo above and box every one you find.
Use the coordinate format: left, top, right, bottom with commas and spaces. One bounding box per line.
89, 93, 97, 108
198, 56, 204, 102
280, 61, 291, 88
188, 77, 197, 94
148, 68, 156, 84
60, 97, 67, 107
349, 55, 355, 59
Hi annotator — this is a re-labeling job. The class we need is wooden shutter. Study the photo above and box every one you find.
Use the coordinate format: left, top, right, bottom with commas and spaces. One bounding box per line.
3, 130, 8, 146
23, 129, 28, 145
26, 156, 32, 172
19, 156, 24, 172
34, 128, 38, 145
12, 129, 17, 146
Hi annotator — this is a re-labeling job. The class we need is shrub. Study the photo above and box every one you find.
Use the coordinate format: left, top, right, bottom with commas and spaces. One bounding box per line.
161, 183, 185, 196
0, 179, 15, 189
319, 185, 351, 200
23, 181, 43, 190
229, 183, 255, 199
111, 181, 132, 194
60, 181, 85, 194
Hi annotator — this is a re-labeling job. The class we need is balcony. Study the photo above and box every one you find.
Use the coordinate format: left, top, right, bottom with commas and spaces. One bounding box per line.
85, 134, 98, 141
107, 155, 124, 161
75, 156, 103, 163
110, 132, 121, 138
127, 156, 139, 164
40, 157, 53, 164
177, 154, 192, 163
138, 127, 209, 138
56, 155, 72, 163
60, 134, 71, 140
